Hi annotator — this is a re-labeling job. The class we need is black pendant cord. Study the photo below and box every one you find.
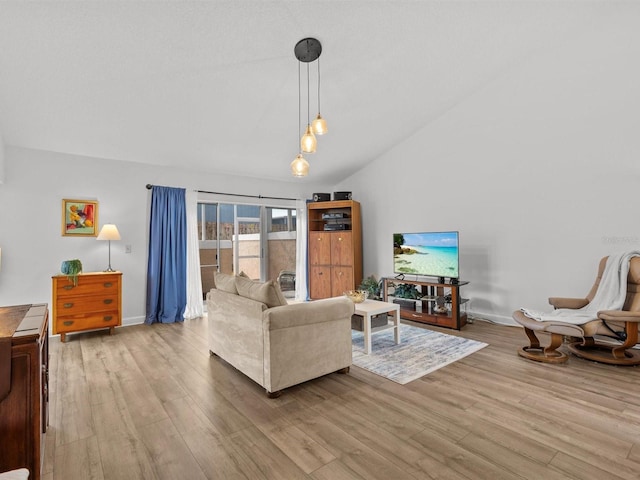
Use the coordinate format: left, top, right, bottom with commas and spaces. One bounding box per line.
145, 184, 299, 202
307, 62, 311, 125
298, 61, 302, 144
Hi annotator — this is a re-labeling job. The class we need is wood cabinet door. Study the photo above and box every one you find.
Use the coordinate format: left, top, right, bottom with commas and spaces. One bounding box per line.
331, 266, 354, 297
308, 232, 331, 265
309, 266, 332, 299
330, 231, 353, 265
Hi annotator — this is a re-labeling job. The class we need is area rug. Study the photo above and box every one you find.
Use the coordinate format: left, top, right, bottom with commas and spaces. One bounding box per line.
351, 324, 488, 384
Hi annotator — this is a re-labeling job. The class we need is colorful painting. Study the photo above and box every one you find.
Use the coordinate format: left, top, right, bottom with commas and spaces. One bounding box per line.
62, 199, 98, 236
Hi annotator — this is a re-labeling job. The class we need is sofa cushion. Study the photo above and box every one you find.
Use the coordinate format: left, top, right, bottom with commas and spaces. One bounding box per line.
214, 272, 239, 294
235, 275, 288, 308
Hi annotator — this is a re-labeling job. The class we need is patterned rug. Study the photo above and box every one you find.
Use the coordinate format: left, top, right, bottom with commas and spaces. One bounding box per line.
351, 323, 488, 384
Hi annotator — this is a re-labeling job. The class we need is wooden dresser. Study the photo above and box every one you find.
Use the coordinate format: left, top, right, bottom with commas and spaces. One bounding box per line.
52, 271, 122, 342
0, 304, 49, 480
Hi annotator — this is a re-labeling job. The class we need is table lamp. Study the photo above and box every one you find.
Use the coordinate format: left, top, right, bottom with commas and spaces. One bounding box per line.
96, 224, 121, 272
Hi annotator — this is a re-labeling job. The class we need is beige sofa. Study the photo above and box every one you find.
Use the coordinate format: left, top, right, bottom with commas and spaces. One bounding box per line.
207, 272, 354, 397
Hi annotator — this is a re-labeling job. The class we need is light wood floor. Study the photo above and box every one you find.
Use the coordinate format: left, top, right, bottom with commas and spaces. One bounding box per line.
42, 317, 640, 480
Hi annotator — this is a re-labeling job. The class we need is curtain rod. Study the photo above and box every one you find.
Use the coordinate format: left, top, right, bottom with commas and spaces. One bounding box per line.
145, 184, 300, 202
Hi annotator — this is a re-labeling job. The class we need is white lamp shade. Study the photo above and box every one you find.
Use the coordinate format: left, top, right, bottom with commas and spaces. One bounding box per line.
97, 224, 121, 241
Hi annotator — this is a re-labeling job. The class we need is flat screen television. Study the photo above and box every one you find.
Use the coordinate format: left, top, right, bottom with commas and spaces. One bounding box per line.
393, 231, 459, 279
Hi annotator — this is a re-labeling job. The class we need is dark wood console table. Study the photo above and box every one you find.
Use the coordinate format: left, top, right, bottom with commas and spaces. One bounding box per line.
0, 304, 49, 480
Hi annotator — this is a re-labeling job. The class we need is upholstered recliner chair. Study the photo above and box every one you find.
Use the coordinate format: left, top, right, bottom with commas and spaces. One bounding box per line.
513, 254, 640, 365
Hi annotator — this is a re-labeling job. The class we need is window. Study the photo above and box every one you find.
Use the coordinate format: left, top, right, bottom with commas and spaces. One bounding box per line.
197, 203, 298, 298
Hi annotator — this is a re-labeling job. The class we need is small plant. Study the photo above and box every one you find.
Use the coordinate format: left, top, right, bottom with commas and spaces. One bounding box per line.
358, 275, 382, 300
61, 259, 83, 286
392, 283, 420, 299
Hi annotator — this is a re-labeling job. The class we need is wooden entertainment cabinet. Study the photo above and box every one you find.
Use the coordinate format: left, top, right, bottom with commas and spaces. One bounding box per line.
382, 277, 469, 330
307, 200, 362, 299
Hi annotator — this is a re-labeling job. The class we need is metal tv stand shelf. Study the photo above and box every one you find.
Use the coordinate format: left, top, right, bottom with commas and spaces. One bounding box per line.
382, 277, 469, 330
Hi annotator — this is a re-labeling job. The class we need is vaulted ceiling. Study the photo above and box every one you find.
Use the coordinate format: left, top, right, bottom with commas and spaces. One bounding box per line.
0, 1, 614, 184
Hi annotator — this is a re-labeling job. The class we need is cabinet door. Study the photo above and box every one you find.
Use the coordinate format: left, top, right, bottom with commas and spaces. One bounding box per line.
330, 231, 353, 266
331, 266, 354, 297
309, 266, 332, 299
308, 232, 331, 265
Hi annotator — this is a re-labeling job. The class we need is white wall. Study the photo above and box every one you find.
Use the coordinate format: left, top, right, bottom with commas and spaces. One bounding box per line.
335, 9, 640, 324
0, 132, 4, 184
0, 146, 326, 327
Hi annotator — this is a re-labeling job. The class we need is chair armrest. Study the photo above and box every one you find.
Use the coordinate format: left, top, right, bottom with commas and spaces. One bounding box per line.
598, 310, 640, 322
548, 297, 589, 310
264, 297, 354, 330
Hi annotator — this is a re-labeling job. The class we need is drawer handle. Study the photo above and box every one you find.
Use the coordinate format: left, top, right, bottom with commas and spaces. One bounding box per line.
63, 320, 74, 326
63, 285, 74, 290
318, 272, 323, 275
103, 299, 113, 305
104, 282, 113, 288
103, 316, 113, 322
63, 302, 74, 308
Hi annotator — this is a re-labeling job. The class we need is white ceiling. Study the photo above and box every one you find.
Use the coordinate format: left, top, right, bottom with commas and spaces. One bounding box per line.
0, 1, 613, 185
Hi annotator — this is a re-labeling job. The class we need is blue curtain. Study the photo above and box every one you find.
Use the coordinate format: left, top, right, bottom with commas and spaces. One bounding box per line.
145, 186, 187, 324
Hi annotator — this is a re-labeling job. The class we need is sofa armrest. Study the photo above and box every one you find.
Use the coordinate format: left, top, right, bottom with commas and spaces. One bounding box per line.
548, 297, 589, 310
264, 297, 354, 330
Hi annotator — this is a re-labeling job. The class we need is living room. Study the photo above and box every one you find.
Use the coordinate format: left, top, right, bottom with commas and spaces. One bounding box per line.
1, 2, 639, 480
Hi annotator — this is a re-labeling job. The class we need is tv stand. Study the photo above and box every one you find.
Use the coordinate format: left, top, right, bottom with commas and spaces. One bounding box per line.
382, 277, 469, 330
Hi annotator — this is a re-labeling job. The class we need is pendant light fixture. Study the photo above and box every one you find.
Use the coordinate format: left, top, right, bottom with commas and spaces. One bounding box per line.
291, 38, 324, 176
291, 59, 309, 176
312, 57, 328, 135
300, 61, 316, 153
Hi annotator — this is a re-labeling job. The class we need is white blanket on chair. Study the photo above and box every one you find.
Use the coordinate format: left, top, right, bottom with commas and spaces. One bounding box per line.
520, 251, 640, 325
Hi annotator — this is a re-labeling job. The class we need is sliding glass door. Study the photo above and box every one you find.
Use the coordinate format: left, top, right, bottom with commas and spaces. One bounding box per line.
197, 201, 297, 298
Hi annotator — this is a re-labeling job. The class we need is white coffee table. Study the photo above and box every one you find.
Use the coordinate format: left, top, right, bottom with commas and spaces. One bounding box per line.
353, 299, 401, 354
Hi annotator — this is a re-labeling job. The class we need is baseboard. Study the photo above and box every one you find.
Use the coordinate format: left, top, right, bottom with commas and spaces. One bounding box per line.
467, 311, 518, 327
122, 316, 146, 327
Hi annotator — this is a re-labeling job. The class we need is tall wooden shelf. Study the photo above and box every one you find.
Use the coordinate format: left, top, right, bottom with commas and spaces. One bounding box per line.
382, 277, 469, 330
308, 200, 362, 299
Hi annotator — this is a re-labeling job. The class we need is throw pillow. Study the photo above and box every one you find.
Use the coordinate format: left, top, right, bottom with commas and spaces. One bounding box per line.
235, 275, 288, 308
214, 272, 239, 294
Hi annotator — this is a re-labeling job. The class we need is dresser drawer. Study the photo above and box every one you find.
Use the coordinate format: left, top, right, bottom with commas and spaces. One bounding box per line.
55, 311, 120, 333
56, 293, 119, 315
54, 275, 120, 297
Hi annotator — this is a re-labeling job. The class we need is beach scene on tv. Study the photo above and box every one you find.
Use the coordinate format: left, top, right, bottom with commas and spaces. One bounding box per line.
393, 232, 459, 278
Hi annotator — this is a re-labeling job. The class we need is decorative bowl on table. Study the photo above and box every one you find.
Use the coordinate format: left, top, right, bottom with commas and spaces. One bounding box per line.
344, 290, 368, 303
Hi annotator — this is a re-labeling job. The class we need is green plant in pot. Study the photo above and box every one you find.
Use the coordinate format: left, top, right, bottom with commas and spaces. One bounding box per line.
61, 259, 83, 286
393, 283, 421, 299
358, 275, 382, 300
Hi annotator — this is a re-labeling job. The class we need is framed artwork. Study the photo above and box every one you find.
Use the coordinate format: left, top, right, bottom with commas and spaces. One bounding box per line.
62, 199, 99, 236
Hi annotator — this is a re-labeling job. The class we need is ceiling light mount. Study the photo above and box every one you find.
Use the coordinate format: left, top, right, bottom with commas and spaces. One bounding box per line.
294, 38, 322, 63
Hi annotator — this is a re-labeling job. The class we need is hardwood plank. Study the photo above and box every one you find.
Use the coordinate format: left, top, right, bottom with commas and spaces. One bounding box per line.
137, 418, 208, 480
310, 459, 367, 480
53, 436, 104, 480
43, 318, 640, 480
